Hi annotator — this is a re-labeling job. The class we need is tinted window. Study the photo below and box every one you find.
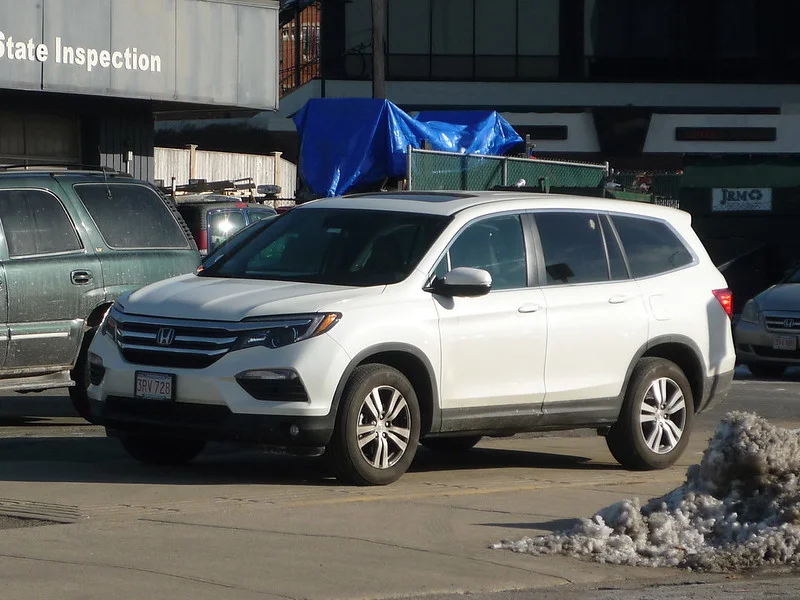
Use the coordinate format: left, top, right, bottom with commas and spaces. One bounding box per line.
535, 212, 609, 285
208, 210, 247, 251
601, 215, 629, 280
437, 214, 527, 290
203, 208, 449, 286
247, 209, 277, 222
74, 183, 189, 249
612, 215, 693, 278
0, 189, 81, 257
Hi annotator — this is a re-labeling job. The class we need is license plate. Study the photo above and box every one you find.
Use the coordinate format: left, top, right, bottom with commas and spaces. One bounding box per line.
772, 336, 798, 351
135, 371, 175, 401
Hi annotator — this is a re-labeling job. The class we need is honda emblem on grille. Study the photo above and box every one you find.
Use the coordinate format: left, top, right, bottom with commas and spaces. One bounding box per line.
784, 319, 795, 329
156, 328, 176, 346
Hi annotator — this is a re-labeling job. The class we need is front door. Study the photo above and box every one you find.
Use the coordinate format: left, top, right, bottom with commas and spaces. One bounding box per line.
0, 189, 103, 371
433, 214, 547, 421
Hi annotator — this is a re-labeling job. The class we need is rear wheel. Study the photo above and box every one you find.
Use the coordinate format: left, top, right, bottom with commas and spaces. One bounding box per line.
746, 363, 786, 379
68, 329, 96, 422
606, 357, 693, 471
421, 436, 482, 453
328, 364, 420, 486
119, 435, 206, 465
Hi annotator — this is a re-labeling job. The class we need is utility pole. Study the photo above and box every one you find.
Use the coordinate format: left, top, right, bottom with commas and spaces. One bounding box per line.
371, 0, 386, 98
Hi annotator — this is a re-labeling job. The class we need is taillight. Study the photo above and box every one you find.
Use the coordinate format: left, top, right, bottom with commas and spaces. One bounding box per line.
713, 288, 733, 318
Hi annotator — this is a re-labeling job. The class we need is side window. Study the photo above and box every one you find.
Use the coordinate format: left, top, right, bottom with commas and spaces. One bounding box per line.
443, 214, 527, 290
0, 189, 82, 257
601, 215, 629, 281
74, 183, 189, 249
611, 215, 693, 278
535, 212, 609, 285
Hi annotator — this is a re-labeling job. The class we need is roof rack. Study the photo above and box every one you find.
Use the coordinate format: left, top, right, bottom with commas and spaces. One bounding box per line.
158, 177, 258, 200
0, 163, 132, 176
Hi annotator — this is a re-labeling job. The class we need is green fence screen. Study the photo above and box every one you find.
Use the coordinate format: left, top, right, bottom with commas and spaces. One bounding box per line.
407, 148, 608, 192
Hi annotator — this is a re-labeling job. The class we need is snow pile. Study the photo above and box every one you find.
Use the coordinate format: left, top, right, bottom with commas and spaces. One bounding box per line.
493, 412, 800, 571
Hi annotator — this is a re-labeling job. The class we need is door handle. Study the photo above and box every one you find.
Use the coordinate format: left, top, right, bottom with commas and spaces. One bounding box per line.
608, 295, 632, 304
518, 303, 543, 313
71, 270, 93, 285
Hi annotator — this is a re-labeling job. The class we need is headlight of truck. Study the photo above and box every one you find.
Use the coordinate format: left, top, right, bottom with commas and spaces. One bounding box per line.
740, 300, 761, 324
234, 313, 341, 351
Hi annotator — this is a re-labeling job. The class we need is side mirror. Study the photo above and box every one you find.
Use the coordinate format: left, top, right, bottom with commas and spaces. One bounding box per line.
429, 267, 492, 298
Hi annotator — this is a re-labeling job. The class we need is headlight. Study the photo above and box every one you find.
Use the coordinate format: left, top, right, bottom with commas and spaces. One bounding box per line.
100, 307, 120, 341
740, 300, 761, 324
234, 313, 341, 351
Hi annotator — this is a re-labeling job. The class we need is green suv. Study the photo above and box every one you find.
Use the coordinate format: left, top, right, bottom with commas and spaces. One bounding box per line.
0, 167, 200, 419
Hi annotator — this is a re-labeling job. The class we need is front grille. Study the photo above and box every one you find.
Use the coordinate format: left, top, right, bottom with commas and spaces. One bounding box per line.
764, 313, 800, 332
105, 396, 231, 424
115, 314, 239, 369
236, 377, 309, 402
752, 346, 800, 359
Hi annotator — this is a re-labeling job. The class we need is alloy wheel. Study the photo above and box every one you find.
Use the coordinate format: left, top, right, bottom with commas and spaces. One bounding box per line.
638, 377, 687, 455
356, 385, 412, 469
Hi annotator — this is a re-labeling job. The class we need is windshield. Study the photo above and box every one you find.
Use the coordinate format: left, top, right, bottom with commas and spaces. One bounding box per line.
200, 207, 450, 286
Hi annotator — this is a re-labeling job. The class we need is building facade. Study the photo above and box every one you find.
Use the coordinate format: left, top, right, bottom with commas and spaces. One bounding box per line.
0, 0, 280, 180
267, 0, 800, 168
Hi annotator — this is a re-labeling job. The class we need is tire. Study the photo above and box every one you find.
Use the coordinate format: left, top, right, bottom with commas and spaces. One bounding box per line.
746, 363, 786, 379
328, 364, 421, 486
421, 436, 482, 453
606, 357, 694, 471
119, 435, 206, 466
68, 329, 96, 423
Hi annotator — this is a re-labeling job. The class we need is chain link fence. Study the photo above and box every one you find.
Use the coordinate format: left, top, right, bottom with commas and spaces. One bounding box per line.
610, 171, 683, 208
407, 148, 609, 192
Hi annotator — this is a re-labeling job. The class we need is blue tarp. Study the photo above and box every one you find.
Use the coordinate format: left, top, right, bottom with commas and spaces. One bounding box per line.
292, 98, 523, 197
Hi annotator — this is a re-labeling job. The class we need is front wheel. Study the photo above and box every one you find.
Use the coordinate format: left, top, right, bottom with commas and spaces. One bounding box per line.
606, 357, 694, 471
119, 435, 206, 465
328, 364, 421, 486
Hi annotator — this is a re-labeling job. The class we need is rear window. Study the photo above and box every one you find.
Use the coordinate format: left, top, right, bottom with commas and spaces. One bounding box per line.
74, 183, 189, 249
611, 215, 693, 278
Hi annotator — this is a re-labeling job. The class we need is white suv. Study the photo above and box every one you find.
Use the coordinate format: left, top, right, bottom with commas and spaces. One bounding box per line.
87, 191, 736, 485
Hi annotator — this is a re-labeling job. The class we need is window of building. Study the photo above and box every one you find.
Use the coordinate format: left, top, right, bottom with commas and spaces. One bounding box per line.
611, 215, 693, 278
74, 184, 189, 249
437, 215, 527, 290
535, 212, 609, 285
0, 190, 82, 257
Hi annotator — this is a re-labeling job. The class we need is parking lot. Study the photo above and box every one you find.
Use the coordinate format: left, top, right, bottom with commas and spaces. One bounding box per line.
0, 370, 797, 599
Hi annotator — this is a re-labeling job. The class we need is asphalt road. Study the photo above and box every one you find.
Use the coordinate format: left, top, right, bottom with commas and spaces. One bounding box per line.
0, 370, 796, 600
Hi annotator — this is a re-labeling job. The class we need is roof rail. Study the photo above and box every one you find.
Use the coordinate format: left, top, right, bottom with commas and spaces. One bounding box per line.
0, 163, 131, 176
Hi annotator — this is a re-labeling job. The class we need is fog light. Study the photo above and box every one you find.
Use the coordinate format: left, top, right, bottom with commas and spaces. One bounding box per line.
235, 369, 308, 402
87, 352, 105, 385
289, 424, 300, 437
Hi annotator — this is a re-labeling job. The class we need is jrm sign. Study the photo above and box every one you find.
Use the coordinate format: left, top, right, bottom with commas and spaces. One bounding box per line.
712, 188, 772, 212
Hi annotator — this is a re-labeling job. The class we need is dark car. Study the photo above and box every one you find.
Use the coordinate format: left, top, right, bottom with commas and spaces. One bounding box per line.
0, 166, 200, 419
174, 195, 278, 255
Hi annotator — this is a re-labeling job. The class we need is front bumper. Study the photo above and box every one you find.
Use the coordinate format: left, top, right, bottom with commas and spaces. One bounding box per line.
87, 328, 351, 446
94, 397, 335, 446
734, 319, 800, 366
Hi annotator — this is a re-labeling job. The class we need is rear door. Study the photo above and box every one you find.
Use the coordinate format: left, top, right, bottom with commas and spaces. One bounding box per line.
532, 211, 649, 405
0, 188, 103, 370
69, 182, 200, 303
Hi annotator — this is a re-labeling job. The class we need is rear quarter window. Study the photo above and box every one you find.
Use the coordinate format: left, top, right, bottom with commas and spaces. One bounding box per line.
74, 183, 189, 249
611, 214, 693, 278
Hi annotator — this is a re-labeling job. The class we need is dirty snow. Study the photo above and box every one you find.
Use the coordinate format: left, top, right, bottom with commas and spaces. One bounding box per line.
492, 412, 800, 571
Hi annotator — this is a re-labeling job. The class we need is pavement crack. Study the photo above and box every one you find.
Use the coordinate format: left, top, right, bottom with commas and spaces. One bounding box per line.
0, 552, 297, 599
140, 518, 574, 585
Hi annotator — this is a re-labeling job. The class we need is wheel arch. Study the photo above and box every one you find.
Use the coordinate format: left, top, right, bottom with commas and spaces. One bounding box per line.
620, 335, 706, 416
331, 343, 440, 437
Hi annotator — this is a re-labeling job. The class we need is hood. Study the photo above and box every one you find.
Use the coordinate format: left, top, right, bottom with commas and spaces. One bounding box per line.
122, 274, 385, 321
754, 283, 800, 312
